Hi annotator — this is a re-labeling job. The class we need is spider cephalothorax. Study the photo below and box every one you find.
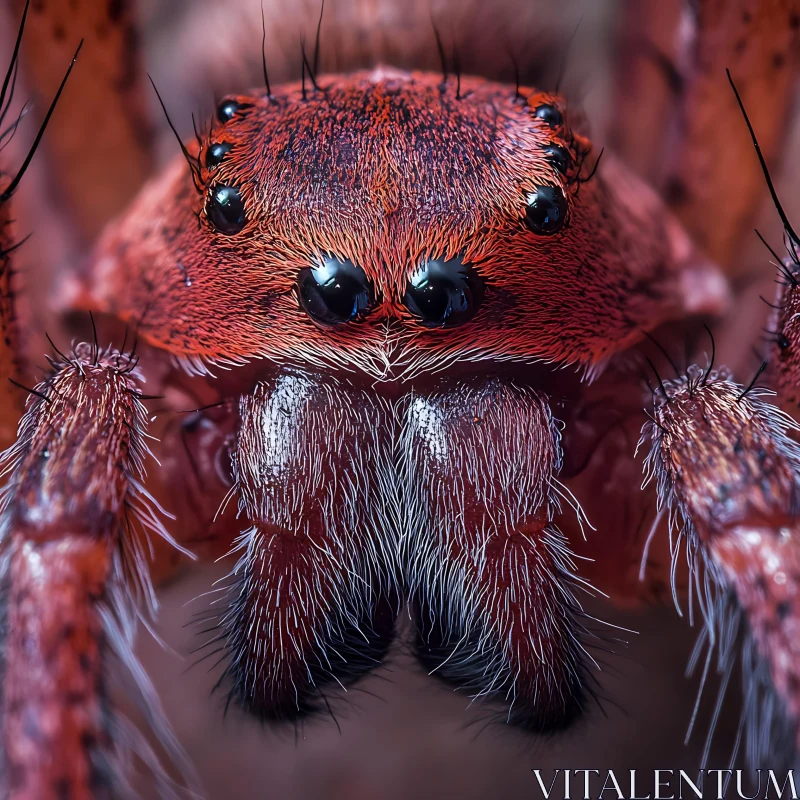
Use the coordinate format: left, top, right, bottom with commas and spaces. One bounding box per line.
2, 0, 800, 797
65, 66, 730, 740
82, 70, 725, 381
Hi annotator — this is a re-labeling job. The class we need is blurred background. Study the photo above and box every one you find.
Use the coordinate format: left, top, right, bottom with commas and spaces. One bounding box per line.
136, 566, 747, 799
2, 0, 800, 796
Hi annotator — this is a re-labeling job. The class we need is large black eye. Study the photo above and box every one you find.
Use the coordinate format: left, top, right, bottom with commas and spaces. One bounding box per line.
205, 142, 231, 168
525, 185, 567, 235
534, 104, 563, 128
542, 144, 571, 175
207, 185, 246, 234
298, 256, 373, 325
403, 257, 485, 328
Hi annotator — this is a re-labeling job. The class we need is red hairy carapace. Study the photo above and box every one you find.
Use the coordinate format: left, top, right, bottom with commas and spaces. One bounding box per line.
82, 71, 726, 380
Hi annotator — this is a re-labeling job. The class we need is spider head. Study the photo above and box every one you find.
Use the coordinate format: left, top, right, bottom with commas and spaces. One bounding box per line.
85, 70, 728, 380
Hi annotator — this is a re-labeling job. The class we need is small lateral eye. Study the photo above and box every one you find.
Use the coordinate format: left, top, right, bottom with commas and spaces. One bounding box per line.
525, 185, 568, 235
205, 142, 232, 168
534, 104, 563, 129
207, 185, 246, 234
403, 257, 485, 328
217, 99, 251, 123
542, 144, 571, 175
298, 256, 374, 325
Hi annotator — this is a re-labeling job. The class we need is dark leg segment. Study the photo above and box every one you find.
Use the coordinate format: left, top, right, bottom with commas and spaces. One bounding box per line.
762, 215, 800, 411
402, 379, 594, 731
214, 370, 399, 721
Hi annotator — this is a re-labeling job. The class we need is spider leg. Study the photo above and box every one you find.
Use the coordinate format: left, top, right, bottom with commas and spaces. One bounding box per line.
208, 370, 399, 722
610, 0, 684, 188
613, 0, 800, 270
0, 0, 89, 450
401, 378, 596, 731
0, 342, 193, 798
764, 264, 800, 408
0, 181, 24, 451
755, 166, 800, 408
0, 2, 34, 451
7, 0, 154, 244
640, 363, 800, 765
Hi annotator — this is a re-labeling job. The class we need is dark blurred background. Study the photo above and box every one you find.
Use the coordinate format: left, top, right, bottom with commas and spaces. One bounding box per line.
136, 565, 745, 799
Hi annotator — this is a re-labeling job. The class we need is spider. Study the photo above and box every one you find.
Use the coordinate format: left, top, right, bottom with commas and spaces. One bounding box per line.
0, 0, 799, 797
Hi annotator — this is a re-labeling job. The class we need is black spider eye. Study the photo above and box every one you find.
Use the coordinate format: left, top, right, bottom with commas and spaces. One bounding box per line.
205, 142, 231, 168
217, 99, 251, 122
534, 104, 563, 128
543, 144, 571, 175
524, 185, 568, 235
298, 256, 373, 325
207, 185, 246, 234
403, 257, 485, 328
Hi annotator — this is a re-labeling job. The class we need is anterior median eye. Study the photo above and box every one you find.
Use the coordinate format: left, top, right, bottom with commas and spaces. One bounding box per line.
297, 256, 374, 325
403, 257, 485, 328
207, 185, 246, 234
524, 185, 567, 235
